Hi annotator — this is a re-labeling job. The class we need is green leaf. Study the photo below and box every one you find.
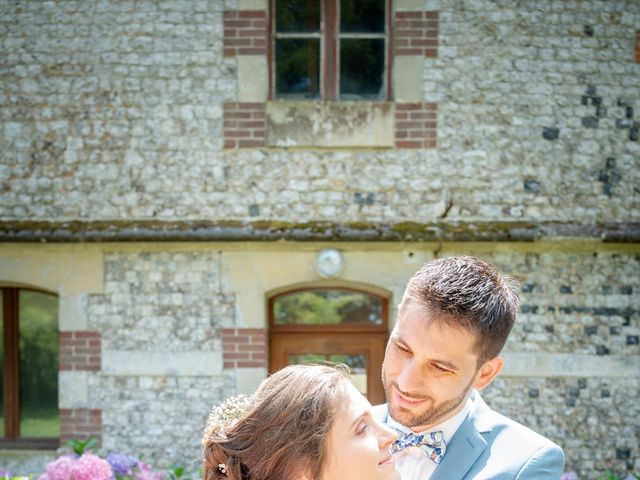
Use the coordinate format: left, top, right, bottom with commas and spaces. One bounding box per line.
64, 437, 97, 455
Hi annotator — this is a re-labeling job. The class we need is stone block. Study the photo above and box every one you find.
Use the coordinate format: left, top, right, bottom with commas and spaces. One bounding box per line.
394, 56, 425, 102
59, 370, 89, 408
102, 350, 224, 376
237, 56, 268, 102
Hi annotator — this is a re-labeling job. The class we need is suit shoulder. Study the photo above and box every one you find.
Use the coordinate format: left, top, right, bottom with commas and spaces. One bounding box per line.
484, 408, 563, 453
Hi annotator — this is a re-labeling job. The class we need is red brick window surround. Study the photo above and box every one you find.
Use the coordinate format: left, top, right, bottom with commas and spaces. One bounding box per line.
60, 331, 102, 371
222, 328, 267, 369
636, 30, 640, 63
60, 409, 102, 445
394, 11, 439, 58
223, 10, 268, 57
395, 103, 438, 149
223, 103, 266, 149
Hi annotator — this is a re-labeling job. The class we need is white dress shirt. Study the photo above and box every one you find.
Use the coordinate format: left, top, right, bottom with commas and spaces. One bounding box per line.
387, 397, 472, 480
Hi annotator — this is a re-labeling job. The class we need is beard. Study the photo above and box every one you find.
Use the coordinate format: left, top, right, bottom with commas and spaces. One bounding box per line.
382, 369, 475, 429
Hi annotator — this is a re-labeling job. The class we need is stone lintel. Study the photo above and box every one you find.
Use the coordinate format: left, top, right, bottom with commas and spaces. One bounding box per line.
502, 353, 640, 378
1, 220, 639, 243
102, 351, 223, 376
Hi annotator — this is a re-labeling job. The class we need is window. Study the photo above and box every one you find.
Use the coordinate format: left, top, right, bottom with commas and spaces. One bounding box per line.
1, 287, 59, 448
271, 0, 391, 100
268, 286, 389, 404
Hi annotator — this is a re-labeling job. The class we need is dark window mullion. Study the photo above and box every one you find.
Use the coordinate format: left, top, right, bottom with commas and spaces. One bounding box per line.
3, 288, 20, 439
324, 0, 338, 100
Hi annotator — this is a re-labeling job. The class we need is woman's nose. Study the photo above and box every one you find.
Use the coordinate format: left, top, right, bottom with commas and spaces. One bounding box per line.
376, 420, 398, 448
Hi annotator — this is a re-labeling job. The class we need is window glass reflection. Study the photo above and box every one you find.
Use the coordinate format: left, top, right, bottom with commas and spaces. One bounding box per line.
276, 38, 320, 98
274, 289, 383, 325
0, 293, 4, 435
340, 39, 385, 99
276, 0, 321, 33
341, 0, 385, 33
288, 353, 368, 395
19, 290, 59, 438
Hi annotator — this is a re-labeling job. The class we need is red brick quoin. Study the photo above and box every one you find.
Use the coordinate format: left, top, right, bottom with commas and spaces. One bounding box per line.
395, 103, 438, 149
394, 11, 439, 58
223, 10, 267, 57
224, 103, 266, 149
59, 331, 101, 371
60, 409, 102, 445
222, 328, 267, 369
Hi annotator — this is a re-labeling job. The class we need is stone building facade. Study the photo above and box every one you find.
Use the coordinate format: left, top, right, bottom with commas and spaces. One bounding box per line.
1, 0, 639, 477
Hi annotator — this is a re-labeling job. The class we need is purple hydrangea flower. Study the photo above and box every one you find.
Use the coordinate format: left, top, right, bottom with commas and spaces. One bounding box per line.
561, 473, 579, 480
107, 452, 138, 476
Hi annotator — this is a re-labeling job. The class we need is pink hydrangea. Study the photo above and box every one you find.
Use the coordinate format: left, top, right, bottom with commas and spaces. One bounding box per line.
42, 455, 75, 480
133, 462, 165, 480
72, 453, 113, 480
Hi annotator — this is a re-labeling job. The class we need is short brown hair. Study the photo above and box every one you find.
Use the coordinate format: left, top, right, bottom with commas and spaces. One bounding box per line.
202, 364, 351, 480
403, 256, 520, 364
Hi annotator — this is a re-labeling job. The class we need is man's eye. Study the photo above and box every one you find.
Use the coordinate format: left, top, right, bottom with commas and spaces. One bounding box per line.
396, 343, 409, 353
433, 364, 450, 373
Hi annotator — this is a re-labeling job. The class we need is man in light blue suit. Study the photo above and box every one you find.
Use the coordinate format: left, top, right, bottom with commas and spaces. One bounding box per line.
373, 256, 564, 480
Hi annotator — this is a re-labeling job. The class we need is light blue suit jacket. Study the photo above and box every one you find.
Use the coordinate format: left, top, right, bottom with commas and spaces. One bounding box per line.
373, 390, 564, 479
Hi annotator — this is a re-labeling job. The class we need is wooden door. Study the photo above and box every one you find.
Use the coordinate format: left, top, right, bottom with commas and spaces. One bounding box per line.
268, 286, 390, 405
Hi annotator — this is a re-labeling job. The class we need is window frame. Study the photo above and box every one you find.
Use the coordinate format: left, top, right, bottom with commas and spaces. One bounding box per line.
269, 0, 393, 101
268, 285, 390, 333
0, 287, 59, 450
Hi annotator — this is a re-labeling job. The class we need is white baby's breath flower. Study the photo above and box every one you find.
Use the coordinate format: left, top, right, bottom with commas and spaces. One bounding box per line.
204, 394, 253, 440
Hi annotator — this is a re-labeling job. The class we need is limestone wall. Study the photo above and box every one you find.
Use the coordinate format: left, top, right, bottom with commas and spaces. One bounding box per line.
1, 1, 639, 226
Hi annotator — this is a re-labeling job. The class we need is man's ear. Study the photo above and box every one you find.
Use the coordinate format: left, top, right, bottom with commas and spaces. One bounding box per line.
472, 356, 504, 390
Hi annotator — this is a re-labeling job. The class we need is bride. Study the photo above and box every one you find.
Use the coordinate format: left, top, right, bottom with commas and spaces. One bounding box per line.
202, 363, 399, 480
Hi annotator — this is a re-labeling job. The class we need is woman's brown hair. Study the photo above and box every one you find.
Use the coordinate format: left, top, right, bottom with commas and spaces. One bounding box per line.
202, 364, 351, 480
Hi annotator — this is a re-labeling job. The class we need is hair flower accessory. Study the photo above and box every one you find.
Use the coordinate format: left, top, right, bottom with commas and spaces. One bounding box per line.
204, 394, 253, 439
218, 463, 227, 475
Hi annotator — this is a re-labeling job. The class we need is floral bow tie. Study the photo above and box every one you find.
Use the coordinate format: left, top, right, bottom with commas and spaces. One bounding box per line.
389, 430, 447, 464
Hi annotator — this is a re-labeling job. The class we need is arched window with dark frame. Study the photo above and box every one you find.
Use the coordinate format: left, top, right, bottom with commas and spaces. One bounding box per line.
1, 287, 59, 449
268, 284, 390, 404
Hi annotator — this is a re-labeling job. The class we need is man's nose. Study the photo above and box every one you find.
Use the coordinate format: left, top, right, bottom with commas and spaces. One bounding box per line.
396, 359, 425, 394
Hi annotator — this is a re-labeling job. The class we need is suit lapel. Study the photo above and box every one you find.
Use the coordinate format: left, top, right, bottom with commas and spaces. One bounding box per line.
430, 392, 491, 480
430, 415, 488, 480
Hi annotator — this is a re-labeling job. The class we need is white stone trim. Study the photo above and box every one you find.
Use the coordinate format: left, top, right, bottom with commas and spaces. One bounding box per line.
502, 353, 640, 378
238, 56, 268, 102
102, 351, 223, 376
238, 0, 267, 10
234, 367, 268, 394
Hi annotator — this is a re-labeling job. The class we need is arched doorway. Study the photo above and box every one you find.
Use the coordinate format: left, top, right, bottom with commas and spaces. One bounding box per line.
268, 284, 390, 404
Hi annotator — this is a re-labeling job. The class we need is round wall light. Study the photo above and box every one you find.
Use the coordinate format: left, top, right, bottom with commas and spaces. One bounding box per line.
314, 248, 344, 278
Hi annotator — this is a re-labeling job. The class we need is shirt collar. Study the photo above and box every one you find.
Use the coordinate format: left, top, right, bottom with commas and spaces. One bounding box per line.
387, 392, 473, 445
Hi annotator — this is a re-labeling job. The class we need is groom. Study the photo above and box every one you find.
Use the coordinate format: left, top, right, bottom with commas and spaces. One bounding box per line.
373, 256, 564, 479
